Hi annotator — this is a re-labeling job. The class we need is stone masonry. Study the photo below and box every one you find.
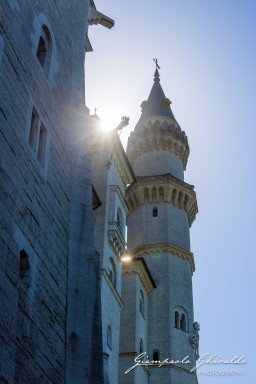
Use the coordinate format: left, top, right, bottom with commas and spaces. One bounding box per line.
0, 1, 113, 383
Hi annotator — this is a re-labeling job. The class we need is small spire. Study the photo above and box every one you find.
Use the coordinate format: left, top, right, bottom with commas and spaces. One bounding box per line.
153, 58, 160, 81
94, 107, 97, 115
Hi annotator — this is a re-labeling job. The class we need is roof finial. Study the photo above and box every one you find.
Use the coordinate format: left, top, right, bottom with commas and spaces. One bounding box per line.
153, 58, 160, 70
153, 58, 160, 81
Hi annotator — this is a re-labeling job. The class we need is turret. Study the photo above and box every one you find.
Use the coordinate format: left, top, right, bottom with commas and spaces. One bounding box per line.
127, 67, 189, 181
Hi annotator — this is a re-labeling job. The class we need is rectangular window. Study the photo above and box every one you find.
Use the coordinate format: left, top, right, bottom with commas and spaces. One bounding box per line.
153, 207, 158, 217
37, 123, 47, 166
29, 108, 39, 151
28, 105, 48, 170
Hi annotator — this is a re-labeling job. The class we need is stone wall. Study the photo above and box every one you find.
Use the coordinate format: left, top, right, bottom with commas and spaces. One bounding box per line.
0, 1, 103, 383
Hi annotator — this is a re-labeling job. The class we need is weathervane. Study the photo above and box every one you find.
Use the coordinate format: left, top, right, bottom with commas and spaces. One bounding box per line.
153, 58, 160, 70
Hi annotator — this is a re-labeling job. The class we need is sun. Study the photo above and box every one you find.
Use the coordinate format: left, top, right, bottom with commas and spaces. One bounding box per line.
96, 111, 121, 133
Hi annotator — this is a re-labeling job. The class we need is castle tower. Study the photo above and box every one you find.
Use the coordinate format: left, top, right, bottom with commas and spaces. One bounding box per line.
119, 65, 199, 383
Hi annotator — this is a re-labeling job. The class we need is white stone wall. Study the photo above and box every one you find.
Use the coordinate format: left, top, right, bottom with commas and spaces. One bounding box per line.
119, 273, 149, 384
132, 150, 184, 180
147, 254, 195, 355
127, 202, 191, 252
91, 130, 129, 384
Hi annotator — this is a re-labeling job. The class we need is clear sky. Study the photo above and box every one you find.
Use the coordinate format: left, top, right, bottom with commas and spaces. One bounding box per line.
86, 1, 256, 382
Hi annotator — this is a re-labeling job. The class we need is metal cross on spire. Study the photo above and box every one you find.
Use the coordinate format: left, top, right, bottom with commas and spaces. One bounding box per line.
153, 58, 160, 70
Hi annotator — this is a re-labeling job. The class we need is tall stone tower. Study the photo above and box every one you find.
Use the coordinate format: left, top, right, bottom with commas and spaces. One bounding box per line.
119, 65, 199, 383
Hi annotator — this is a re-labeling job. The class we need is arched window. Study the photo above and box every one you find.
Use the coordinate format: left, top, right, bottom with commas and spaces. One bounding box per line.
153, 206, 158, 217
153, 349, 160, 362
139, 290, 144, 317
139, 339, 144, 354
175, 308, 188, 332
107, 325, 112, 349
175, 311, 180, 328
36, 25, 52, 75
181, 314, 187, 331
108, 257, 117, 287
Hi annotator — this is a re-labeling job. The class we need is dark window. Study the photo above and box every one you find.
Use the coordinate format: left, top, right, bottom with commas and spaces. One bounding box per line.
175, 309, 187, 332
139, 339, 144, 354
175, 311, 180, 329
36, 25, 52, 76
107, 325, 112, 349
19, 249, 30, 278
181, 314, 187, 331
139, 290, 144, 317
37, 123, 47, 165
29, 108, 39, 150
153, 350, 160, 361
28, 107, 48, 168
153, 207, 158, 217
108, 258, 117, 287
37, 36, 47, 67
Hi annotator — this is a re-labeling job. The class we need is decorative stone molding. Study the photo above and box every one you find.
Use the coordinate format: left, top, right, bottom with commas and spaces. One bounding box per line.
119, 352, 137, 357
109, 185, 129, 215
130, 243, 195, 273
122, 258, 156, 293
111, 134, 135, 186
127, 116, 189, 169
126, 174, 198, 227
100, 269, 124, 308
108, 221, 126, 257
88, 1, 114, 29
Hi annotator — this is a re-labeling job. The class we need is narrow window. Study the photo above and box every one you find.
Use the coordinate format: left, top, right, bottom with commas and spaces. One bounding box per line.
29, 108, 39, 151
181, 314, 187, 331
28, 106, 48, 169
37, 123, 47, 166
37, 36, 47, 67
175, 309, 187, 332
175, 311, 180, 329
36, 25, 52, 75
117, 208, 123, 233
139, 339, 144, 354
108, 258, 117, 287
19, 249, 30, 278
153, 207, 158, 217
139, 290, 144, 317
153, 350, 160, 361
107, 325, 112, 349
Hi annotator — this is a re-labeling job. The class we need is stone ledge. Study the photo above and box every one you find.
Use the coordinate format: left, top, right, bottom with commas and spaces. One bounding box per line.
130, 243, 195, 273
108, 221, 127, 257
126, 174, 198, 227
122, 258, 156, 293
127, 116, 189, 169
100, 269, 124, 308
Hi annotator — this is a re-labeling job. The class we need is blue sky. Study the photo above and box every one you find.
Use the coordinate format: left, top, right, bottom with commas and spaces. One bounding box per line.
86, 1, 256, 382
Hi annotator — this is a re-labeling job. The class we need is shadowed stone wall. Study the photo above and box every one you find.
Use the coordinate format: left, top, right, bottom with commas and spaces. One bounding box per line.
0, 1, 103, 383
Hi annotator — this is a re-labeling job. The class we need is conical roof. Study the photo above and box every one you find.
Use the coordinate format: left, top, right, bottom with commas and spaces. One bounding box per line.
138, 68, 176, 122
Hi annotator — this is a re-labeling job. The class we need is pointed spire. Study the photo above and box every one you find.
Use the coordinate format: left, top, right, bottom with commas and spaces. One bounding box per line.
138, 60, 176, 122
154, 68, 160, 82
